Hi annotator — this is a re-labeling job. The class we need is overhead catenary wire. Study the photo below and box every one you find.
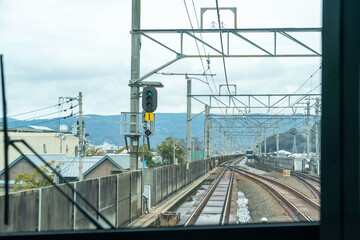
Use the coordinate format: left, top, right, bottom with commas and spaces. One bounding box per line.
184, 0, 248, 141
214, 0, 260, 131
182, 1, 320, 149
7, 99, 75, 118
183, 0, 227, 115
10, 114, 74, 129
7, 108, 73, 124
263, 83, 322, 139
228, 66, 322, 142
184, 0, 251, 148
266, 65, 322, 117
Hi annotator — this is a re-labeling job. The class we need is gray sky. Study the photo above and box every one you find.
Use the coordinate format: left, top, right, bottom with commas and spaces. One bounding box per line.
0, 0, 322, 119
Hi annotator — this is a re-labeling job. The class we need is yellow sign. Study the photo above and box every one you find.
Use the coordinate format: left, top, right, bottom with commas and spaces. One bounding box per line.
283, 170, 291, 177
145, 112, 154, 121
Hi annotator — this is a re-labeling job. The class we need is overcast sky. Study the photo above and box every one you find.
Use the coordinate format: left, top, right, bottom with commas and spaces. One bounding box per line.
0, 0, 322, 119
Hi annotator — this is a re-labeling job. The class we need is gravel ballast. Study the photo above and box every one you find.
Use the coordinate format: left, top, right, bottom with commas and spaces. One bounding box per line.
237, 174, 293, 223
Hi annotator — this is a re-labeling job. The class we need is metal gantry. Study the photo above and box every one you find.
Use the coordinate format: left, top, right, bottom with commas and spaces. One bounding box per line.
197, 96, 321, 160
126, 0, 322, 169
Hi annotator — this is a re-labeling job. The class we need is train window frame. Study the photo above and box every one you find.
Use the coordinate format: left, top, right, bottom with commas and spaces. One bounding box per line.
1, 0, 359, 239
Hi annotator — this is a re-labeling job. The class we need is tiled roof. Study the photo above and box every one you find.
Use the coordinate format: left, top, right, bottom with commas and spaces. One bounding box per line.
0, 153, 146, 181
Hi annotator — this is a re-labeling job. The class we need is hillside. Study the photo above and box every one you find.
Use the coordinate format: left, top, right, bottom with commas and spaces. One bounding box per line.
5, 113, 204, 147
3, 113, 312, 150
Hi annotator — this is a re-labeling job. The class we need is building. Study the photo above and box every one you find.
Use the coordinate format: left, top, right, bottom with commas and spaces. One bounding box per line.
98, 141, 119, 153
0, 127, 79, 170
0, 153, 145, 194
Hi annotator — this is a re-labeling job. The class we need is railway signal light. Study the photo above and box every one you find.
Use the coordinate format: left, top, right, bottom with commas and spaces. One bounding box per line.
144, 129, 152, 137
142, 86, 157, 113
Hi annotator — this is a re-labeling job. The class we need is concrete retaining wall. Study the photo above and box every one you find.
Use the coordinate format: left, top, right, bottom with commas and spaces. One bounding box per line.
0, 154, 242, 232
0, 190, 39, 232
0, 170, 142, 233
257, 156, 296, 169
41, 184, 74, 231
144, 155, 242, 207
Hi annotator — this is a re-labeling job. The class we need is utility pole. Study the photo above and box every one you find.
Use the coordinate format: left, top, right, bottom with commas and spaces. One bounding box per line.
204, 105, 210, 158
173, 138, 176, 164
259, 124, 262, 156
209, 120, 213, 157
264, 122, 267, 155
227, 135, 230, 154
219, 126, 222, 154
306, 100, 311, 160
129, 0, 141, 170
223, 132, 226, 154
184, 74, 214, 162
142, 135, 145, 171
186, 77, 192, 162
293, 134, 297, 153
315, 98, 320, 174
276, 116, 279, 161
78, 92, 84, 181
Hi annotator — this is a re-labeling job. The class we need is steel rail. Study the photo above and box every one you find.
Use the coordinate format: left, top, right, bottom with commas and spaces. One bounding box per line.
184, 158, 243, 226
235, 169, 310, 222
253, 160, 320, 179
235, 167, 320, 211
219, 161, 237, 225
249, 160, 321, 184
236, 167, 320, 209
247, 160, 320, 198
183, 166, 227, 226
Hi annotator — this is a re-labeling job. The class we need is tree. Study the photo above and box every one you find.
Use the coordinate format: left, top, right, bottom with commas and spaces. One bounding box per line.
14, 160, 64, 192
115, 146, 127, 154
138, 145, 156, 167
192, 137, 203, 151
262, 130, 306, 153
157, 136, 185, 165
85, 146, 104, 156
180, 137, 203, 151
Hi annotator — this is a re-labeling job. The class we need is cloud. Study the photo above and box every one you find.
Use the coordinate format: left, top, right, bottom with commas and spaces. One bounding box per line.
0, 0, 322, 117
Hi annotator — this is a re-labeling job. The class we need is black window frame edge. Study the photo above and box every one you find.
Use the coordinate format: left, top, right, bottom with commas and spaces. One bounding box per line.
321, 0, 360, 240
1, 0, 359, 239
0, 223, 319, 240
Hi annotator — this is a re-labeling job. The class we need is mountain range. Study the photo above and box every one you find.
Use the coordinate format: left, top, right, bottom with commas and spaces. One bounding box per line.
5, 113, 205, 147
3, 113, 308, 149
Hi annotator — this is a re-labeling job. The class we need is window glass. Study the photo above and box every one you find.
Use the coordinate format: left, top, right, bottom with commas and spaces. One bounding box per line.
0, 0, 321, 233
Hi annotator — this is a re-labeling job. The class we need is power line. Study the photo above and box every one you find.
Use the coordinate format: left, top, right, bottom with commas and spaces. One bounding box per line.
183, 0, 227, 116
214, 0, 259, 128
7, 99, 75, 118
7, 109, 72, 123
293, 65, 322, 94
10, 114, 73, 129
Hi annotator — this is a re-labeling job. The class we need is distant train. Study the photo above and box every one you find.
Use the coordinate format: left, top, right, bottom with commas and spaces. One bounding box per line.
246, 149, 254, 159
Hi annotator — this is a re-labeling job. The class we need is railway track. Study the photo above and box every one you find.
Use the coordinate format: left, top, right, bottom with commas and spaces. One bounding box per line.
180, 157, 320, 226
246, 159, 321, 201
235, 167, 320, 222
183, 158, 242, 226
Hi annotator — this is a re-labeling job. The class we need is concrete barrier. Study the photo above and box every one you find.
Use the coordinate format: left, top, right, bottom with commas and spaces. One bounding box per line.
117, 172, 131, 227
41, 184, 74, 231
0, 170, 142, 232
143, 155, 243, 208
258, 156, 295, 169
74, 179, 99, 230
0, 155, 243, 232
99, 175, 117, 226
130, 171, 142, 222
0, 189, 39, 232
